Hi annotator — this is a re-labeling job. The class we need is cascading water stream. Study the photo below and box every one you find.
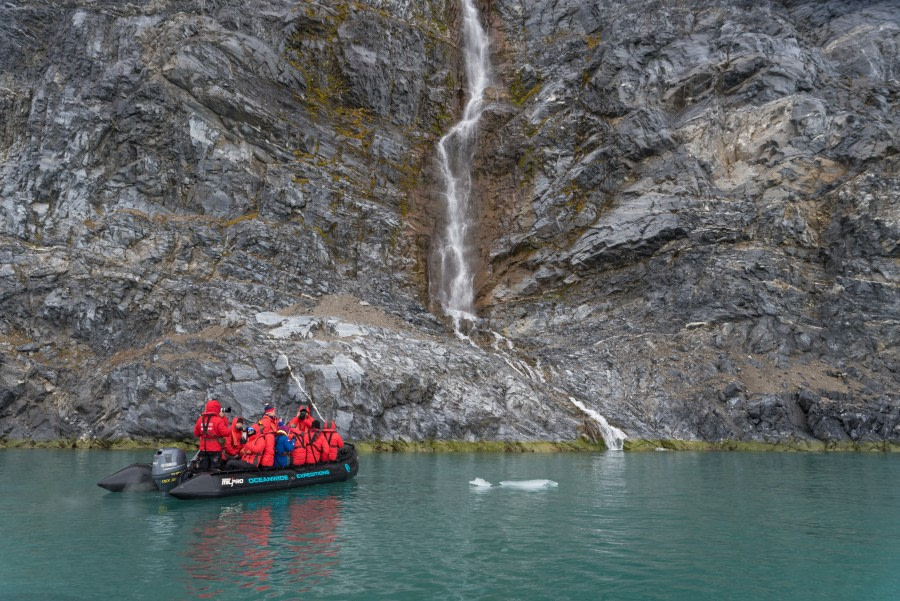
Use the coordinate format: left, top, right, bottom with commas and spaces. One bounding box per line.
429, 3, 629, 443
569, 398, 627, 451
432, 0, 491, 335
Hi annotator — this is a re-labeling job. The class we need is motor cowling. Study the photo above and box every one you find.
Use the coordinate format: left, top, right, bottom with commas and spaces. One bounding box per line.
151, 448, 187, 492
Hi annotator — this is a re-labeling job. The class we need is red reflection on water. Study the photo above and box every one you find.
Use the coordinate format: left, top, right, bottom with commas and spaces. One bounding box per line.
238, 504, 273, 592
181, 493, 344, 599
284, 496, 341, 584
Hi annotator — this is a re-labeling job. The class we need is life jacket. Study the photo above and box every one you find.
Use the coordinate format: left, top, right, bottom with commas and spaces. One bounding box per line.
289, 428, 310, 466
305, 430, 329, 465
321, 421, 344, 462
239, 433, 267, 467
193, 400, 229, 452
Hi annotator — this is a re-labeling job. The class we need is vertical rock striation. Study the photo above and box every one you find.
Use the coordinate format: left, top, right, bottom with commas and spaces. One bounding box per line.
479, 0, 899, 443
0, 0, 896, 446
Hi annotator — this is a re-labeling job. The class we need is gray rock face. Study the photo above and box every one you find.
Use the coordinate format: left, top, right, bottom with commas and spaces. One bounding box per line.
0, 0, 897, 445
478, 0, 898, 443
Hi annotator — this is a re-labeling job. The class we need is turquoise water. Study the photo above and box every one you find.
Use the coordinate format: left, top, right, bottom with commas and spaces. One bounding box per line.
0, 450, 898, 600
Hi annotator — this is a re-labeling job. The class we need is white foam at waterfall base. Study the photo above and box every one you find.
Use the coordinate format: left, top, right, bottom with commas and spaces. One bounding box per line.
447, 308, 479, 343
569, 398, 627, 451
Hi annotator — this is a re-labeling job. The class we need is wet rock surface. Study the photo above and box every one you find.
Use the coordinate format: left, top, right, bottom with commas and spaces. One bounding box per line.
1, 0, 897, 445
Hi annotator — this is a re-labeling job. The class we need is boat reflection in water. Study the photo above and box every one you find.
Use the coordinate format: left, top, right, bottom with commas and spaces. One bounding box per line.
181, 489, 344, 598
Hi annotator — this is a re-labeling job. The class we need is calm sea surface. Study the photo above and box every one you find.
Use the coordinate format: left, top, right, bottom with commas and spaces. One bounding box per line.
0, 449, 898, 600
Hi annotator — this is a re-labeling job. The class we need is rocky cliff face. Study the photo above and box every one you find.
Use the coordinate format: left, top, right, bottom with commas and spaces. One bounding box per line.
1, 0, 897, 446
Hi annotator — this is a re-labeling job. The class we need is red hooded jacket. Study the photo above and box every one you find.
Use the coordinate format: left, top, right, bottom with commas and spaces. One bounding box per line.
224, 417, 245, 458
321, 422, 344, 462
256, 413, 279, 436
260, 431, 276, 467
303, 429, 329, 465
193, 400, 230, 452
287, 406, 313, 432
289, 427, 310, 466
242, 431, 276, 468
239, 431, 268, 467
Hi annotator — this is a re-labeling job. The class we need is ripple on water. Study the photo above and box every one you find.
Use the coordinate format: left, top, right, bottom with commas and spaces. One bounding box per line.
1, 450, 899, 601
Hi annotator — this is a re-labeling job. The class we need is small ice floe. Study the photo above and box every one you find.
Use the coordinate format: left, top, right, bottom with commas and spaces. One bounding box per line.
498, 479, 558, 490
469, 477, 493, 487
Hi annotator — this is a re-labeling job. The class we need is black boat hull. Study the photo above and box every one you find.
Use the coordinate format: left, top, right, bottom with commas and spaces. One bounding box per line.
169, 449, 359, 500
97, 463, 158, 492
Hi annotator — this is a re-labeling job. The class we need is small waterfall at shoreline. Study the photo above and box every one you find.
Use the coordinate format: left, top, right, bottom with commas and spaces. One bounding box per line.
432, 0, 491, 335
569, 398, 627, 451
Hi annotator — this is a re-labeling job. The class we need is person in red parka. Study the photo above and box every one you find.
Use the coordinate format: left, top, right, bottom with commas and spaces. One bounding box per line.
287, 405, 313, 432
193, 399, 230, 471
259, 427, 277, 468
288, 425, 310, 466
234, 426, 277, 469
226, 427, 262, 469
256, 403, 279, 436
321, 420, 345, 462
304, 420, 330, 465
223, 416, 246, 461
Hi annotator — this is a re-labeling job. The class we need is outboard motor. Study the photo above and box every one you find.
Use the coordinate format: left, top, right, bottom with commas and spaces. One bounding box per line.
151, 448, 187, 493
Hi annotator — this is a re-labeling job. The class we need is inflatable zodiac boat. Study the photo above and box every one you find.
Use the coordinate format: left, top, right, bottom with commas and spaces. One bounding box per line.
98, 444, 359, 500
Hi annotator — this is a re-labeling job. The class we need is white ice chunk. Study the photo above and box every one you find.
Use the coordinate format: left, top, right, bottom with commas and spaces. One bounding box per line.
498, 479, 558, 490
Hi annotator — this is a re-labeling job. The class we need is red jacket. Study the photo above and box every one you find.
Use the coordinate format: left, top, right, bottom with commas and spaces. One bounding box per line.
321, 422, 344, 462
224, 418, 245, 458
256, 414, 279, 436
239, 433, 267, 467
289, 428, 309, 466
289, 428, 328, 466
306, 430, 330, 465
193, 400, 230, 452
260, 432, 276, 468
287, 407, 313, 432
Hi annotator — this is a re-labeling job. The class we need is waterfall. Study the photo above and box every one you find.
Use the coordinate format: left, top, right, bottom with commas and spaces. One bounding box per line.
432, 0, 491, 334
569, 398, 627, 451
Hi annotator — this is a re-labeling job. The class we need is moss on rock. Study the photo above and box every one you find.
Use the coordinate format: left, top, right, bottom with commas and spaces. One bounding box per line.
624, 438, 900, 452
354, 438, 606, 453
